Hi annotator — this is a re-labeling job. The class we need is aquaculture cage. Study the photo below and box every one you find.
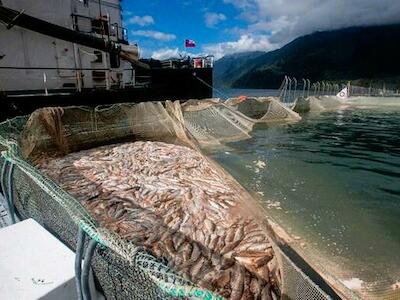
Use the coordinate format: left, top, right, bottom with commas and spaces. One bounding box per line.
180, 97, 301, 146
180, 99, 254, 145
292, 96, 345, 114
225, 97, 301, 123
0, 104, 211, 300
0, 99, 337, 300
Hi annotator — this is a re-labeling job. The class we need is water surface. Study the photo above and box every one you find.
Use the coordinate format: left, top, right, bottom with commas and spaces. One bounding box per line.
213, 88, 279, 99
207, 104, 400, 296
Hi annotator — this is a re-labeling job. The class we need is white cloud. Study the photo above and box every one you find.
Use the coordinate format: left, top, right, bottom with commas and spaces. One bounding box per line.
259, 0, 400, 44
204, 12, 227, 28
151, 48, 200, 60
151, 48, 180, 60
147, 0, 400, 60
223, 0, 400, 45
128, 15, 155, 27
203, 34, 277, 59
131, 30, 176, 41
223, 0, 253, 9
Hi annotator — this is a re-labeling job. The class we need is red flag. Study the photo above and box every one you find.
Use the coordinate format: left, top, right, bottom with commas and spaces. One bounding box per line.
185, 39, 196, 48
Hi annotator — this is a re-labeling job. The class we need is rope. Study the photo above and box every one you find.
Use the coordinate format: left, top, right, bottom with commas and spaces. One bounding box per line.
0, 160, 16, 224
6, 162, 16, 224
75, 227, 85, 300
191, 72, 229, 100
81, 239, 97, 300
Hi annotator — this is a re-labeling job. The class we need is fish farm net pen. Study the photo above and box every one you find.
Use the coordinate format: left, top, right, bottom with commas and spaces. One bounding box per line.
0, 99, 356, 299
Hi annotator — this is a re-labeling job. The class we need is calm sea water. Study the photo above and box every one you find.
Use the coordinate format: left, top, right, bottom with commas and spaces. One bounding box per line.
206, 98, 400, 294
213, 88, 279, 99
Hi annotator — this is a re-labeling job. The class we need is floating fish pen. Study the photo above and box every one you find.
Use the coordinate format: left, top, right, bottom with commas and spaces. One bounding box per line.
278, 76, 400, 108
180, 97, 300, 146
0, 99, 336, 299
225, 97, 301, 123
218, 94, 400, 299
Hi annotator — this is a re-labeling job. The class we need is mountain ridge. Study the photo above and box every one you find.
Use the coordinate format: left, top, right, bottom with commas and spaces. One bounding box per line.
214, 24, 400, 89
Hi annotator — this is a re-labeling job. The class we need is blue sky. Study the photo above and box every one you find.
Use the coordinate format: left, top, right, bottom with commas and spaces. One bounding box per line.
122, 0, 400, 60
122, 0, 253, 59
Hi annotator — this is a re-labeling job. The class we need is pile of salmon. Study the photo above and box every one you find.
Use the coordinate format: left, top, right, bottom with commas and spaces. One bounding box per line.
37, 141, 281, 299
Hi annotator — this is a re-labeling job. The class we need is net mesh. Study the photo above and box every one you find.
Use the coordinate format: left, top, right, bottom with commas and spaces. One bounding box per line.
0, 99, 341, 300
274, 246, 333, 300
0, 104, 221, 299
292, 96, 345, 114
10, 160, 176, 300
292, 96, 400, 114
225, 97, 301, 123
181, 99, 254, 145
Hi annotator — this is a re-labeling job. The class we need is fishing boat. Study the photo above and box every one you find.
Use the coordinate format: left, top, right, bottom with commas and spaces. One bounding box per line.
0, 0, 213, 120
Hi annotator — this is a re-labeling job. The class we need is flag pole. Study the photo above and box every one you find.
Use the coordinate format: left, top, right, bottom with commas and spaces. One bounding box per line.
183, 39, 188, 59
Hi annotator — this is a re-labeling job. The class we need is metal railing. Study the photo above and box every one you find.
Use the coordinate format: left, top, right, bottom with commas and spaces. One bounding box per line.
0, 67, 136, 93
72, 14, 128, 43
348, 85, 399, 97
278, 76, 341, 106
158, 56, 214, 70
278, 75, 400, 106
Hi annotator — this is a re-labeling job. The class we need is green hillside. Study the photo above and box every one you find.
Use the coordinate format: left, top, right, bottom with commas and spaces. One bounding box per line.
214, 24, 400, 89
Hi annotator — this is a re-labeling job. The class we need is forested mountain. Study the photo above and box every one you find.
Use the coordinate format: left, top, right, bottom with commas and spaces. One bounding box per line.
214, 24, 400, 89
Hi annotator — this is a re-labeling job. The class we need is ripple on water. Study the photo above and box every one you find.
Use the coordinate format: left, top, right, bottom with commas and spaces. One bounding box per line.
208, 107, 400, 297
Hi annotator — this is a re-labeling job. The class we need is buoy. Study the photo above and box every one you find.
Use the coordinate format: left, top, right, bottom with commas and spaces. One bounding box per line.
237, 95, 247, 102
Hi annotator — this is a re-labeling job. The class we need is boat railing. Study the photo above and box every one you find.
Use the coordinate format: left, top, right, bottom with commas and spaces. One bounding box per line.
159, 56, 214, 70
0, 66, 137, 94
72, 13, 128, 44
192, 56, 214, 68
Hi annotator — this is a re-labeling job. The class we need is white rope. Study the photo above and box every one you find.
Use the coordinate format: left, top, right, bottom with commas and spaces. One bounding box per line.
192, 73, 229, 100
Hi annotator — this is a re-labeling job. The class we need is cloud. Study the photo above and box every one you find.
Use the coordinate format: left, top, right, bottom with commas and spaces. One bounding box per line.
151, 48, 200, 60
223, 0, 253, 9
204, 12, 227, 28
128, 15, 155, 27
131, 30, 176, 41
203, 34, 277, 59
145, 0, 400, 59
151, 48, 180, 60
261, 0, 400, 44
223, 0, 400, 45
